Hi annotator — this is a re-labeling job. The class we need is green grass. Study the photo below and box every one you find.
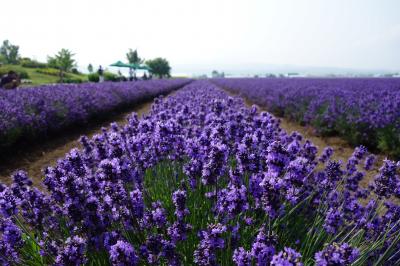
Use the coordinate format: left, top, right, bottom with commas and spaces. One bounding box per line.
0, 64, 88, 86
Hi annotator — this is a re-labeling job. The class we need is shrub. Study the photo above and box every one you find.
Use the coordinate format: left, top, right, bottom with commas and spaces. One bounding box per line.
71, 68, 80, 74
88, 73, 99, 82
104, 71, 118, 82
36, 68, 61, 77
88, 72, 117, 82
59, 78, 83, 84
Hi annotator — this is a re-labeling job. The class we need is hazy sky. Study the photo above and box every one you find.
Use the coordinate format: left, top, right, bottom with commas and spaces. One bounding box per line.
1, 0, 400, 74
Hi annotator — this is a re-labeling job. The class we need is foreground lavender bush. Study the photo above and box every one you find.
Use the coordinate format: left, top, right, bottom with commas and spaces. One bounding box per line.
0, 79, 191, 149
212, 78, 400, 158
0, 81, 399, 265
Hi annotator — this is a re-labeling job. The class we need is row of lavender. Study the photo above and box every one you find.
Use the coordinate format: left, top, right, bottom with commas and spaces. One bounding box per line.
212, 78, 400, 158
0, 79, 191, 150
1, 80, 400, 265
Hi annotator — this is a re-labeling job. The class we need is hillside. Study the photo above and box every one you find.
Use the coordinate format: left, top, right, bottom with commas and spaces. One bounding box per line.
0, 64, 88, 86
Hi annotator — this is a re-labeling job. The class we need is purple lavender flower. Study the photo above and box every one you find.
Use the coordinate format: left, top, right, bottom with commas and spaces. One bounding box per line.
319, 147, 334, 163
167, 221, 192, 243
372, 159, 399, 198
353, 146, 368, 160
322, 161, 344, 190
324, 208, 344, 234
201, 141, 229, 185
54, 236, 87, 266
11, 170, 32, 197
251, 227, 276, 265
142, 201, 167, 229
0, 239, 20, 265
283, 157, 313, 204
130, 188, 145, 219
194, 223, 227, 265
259, 170, 285, 218
364, 154, 376, 171
345, 171, 364, 192
140, 234, 165, 264
233, 247, 252, 266
315, 243, 359, 266
161, 239, 181, 266
216, 181, 249, 218
0, 218, 23, 248
109, 240, 139, 266
271, 247, 302, 265
301, 140, 318, 162
172, 189, 189, 220
0, 218, 23, 265
104, 231, 121, 250
266, 141, 290, 177
0, 187, 18, 217
346, 146, 367, 176
287, 140, 301, 157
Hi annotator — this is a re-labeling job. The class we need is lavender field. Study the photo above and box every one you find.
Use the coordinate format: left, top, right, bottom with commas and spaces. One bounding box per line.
1, 80, 399, 265
213, 78, 400, 158
0, 79, 190, 150
2, 0, 399, 264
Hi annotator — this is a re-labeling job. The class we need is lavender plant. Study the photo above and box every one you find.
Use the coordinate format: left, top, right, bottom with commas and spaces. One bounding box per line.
212, 78, 400, 158
0, 81, 399, 265
0, 79, 191, 150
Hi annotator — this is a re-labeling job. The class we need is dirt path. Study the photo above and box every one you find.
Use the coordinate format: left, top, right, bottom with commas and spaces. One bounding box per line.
0, 99, 155, 187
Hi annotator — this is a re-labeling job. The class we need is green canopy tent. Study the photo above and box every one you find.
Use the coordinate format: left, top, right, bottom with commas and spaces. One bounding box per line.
110, 61, 151, 71
110, 61, 135, 80
110, 61, 151, 80
110, 61, 131, 68
138, 65, 151, 71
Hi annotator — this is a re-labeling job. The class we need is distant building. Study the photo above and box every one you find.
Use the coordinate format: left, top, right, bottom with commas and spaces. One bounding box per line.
286, 72, 300, 78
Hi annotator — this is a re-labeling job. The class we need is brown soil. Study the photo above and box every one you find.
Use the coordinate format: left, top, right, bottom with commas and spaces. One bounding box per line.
0, 101, 154, 187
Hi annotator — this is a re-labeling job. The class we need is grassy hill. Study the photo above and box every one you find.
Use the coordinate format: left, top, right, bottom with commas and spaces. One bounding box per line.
0, 64, 88, 86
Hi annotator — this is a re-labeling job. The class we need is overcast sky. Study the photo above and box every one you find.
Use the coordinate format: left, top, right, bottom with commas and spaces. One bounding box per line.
1, 0, 400, 74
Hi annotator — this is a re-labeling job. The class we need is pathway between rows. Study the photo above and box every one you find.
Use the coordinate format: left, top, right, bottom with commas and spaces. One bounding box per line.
0, 95, 168, 186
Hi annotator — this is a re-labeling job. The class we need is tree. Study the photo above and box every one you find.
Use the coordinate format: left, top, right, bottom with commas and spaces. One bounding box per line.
48, 49, 76, 82
87, 63, 93, 73
0, 40, 20, 64
47, 56, 58, 69
0, 54, 6, 64
126, 49, 144, 65
146, 58, 171, 78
